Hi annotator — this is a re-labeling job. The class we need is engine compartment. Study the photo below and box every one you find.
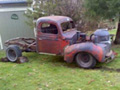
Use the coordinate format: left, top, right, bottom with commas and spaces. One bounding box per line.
67, 29, 112, 56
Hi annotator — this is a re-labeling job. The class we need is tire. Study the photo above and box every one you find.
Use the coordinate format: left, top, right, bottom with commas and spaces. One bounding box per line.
76, 52, 96, 69
6, 45, 22, 62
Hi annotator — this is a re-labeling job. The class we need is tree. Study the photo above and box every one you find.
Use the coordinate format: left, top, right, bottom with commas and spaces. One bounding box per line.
85, 0, 120, 44
25, 0, 99, 32
25, 0, 84, 25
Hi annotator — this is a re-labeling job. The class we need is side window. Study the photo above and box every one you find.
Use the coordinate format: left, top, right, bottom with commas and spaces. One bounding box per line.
41, 23, 58, 34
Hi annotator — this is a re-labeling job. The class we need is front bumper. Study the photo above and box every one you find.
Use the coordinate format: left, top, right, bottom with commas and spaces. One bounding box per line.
105, 50, 115, 63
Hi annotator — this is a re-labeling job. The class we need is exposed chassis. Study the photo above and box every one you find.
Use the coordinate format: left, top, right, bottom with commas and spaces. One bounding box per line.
5, 37, 36, 52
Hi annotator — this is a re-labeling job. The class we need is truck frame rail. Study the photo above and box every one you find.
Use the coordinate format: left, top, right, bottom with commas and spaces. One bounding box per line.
5, 37, 36, 52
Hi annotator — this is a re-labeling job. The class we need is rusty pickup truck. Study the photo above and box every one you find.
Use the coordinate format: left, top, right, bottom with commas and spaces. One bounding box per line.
5, 16, 115, 69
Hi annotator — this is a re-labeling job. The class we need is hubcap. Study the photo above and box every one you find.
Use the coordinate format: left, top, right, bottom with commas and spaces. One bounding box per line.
81, 54, 90, 63
76, 53, 93, 68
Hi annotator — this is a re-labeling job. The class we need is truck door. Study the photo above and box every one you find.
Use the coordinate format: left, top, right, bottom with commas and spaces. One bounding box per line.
37, 22, 61, 55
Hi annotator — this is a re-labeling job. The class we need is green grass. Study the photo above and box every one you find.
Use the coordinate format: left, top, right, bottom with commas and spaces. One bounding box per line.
1, 29, 120, 90
87, 29, 117, 35
109, 29, 117, 35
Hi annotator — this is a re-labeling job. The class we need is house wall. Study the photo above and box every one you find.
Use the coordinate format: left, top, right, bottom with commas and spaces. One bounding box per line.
0, 10, 34, 50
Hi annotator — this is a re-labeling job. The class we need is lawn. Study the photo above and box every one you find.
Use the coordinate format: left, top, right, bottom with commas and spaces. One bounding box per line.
1, 29, 120, 90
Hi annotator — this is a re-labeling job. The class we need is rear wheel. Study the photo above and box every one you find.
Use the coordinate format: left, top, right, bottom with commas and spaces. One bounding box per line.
6, 45, 22, 62
76, 52, 96, 69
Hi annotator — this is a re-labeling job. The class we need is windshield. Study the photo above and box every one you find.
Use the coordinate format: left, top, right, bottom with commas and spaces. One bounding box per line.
61, 21, 75, 32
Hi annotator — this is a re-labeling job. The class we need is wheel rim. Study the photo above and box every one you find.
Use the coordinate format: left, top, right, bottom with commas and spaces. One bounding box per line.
76, 53, 93, 68
7, 49, 17, 62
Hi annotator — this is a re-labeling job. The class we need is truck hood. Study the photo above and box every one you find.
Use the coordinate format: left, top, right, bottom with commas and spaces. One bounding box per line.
62, 29, 78, 39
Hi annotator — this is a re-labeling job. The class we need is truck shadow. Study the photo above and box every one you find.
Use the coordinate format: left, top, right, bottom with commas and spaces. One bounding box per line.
50, 57, 120, 73
93, 66, 120, 72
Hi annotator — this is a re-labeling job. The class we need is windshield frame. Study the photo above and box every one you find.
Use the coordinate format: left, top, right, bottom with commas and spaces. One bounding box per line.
61, 21, 76, 33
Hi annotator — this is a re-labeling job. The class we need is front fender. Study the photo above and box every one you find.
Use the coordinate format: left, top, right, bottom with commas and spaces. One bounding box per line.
64, 42, 105, 63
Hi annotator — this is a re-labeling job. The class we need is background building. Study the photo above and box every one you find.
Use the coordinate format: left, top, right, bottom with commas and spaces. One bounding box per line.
0, 0, 34, 50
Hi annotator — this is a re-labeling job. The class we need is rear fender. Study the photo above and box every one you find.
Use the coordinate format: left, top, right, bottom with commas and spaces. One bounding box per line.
64, 42, 105, 63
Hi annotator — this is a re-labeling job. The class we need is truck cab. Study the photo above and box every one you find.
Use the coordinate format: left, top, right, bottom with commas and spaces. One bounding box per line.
36, 16, 77, 55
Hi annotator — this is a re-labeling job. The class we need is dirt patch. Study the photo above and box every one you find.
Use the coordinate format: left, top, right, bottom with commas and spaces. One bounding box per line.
0, 56, 29, 64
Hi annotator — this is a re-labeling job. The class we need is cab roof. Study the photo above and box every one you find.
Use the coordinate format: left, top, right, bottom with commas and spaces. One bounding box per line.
37, 16, 73, 25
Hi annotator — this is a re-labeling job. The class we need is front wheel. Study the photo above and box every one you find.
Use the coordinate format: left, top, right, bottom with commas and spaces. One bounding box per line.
76, 52, 96, 69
